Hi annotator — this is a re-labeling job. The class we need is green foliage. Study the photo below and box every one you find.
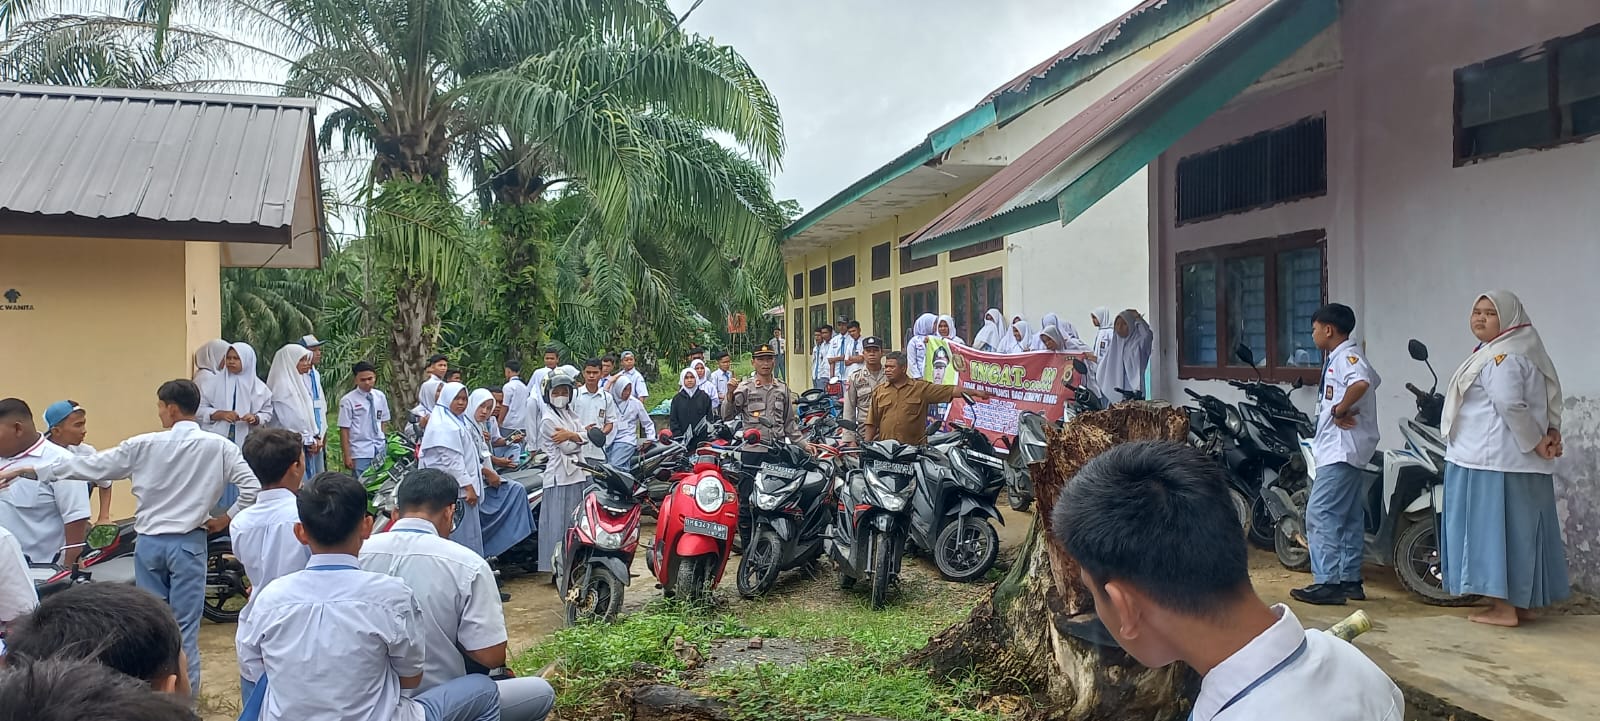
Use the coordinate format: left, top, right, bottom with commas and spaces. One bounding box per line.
707, 657, 996, 721
220, 267, 321, 360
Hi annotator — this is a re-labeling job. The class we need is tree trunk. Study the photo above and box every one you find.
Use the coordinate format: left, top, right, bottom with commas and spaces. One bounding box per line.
389, 274, 440, 414
909, 403, 1200, 720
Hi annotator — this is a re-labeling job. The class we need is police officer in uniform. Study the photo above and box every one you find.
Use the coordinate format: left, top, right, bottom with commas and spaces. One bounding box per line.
842, 337, 887, 444
722, 344, 799, 442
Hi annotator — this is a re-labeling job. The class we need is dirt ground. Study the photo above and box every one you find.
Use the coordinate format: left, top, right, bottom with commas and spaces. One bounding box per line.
195, 510, 1036, 719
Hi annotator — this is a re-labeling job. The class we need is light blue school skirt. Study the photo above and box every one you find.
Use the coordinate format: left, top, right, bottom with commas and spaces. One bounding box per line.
1440, 463, 1571, 608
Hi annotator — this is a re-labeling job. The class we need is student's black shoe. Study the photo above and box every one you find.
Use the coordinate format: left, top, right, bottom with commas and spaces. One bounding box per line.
500, 592, 512, 602
1341, 581, 1366, 601
1290, 583, 1348, 606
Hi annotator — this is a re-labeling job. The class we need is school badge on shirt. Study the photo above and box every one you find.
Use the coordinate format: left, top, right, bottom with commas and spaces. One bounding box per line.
1494, 354, 1507, 365
1347, 355, 1359, 365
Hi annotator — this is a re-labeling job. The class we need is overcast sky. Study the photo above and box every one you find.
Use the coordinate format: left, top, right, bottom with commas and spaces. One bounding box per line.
666, 0, 1137, 212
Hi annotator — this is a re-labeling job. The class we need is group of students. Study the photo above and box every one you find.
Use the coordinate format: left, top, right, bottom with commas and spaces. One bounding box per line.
193, 336, 335, 478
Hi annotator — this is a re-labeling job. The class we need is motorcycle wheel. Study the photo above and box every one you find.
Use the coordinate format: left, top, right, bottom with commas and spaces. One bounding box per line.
869, 531, 899, 611
1395, 519, 1481, 607
1274, 516, 1311, 572
669, 555, 715, 604
203, 542, 251, 624
1247, 495, 1276, 550
563, 565, 626, 625
736, 529, 783, 598
934, 517, 999, 582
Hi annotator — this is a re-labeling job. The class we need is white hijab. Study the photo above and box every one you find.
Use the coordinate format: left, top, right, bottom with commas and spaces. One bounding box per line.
266, 344, 317, 435
415, 378, 443, 417
466, 388, 497, 459
202, 342, 270, 440
937, 314, 965, 346
421, 381, 473, 457
678, 367, 705, 398
974, 309, 1003, 351
1442, 290, 1563, 439
907, 313, 938, 379
194, 339, 229, 380
1037, 325, 1066, 352
999, 320, 1032, 354
1101, 310, 1153, 396
612, 375, 639, 403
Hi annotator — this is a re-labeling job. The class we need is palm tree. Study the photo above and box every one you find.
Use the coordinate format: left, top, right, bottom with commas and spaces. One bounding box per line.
220, 267, 321, 364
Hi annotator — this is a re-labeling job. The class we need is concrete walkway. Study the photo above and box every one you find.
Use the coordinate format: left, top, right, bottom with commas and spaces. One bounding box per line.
1250, 555, 1599, 721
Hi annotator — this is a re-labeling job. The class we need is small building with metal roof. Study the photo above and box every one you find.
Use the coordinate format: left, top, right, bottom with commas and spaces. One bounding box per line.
0, 82, 325, 459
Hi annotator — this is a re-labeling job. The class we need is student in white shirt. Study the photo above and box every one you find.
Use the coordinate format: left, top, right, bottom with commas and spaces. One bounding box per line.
0, 398, 91, 567
537, 372, 589, 575
1292, 304, 1380, 607
572, 360, 617, 464
4, 582, 190, 696
360, 469, 555, 721
689, 359, 718, 413
827, 321, 865, 379
810, 325, 834, 390
267, 345, 323, 481
606, 377, 653, 472
501, 359, 531, 439
707, 352, 734, 413
418, 383, 498, 557
419, 354, 450, 414
0, 525, 36, 638
617, 350, 650, 400
1052, 442, 1402, 721
236, 473, 500, 721
464, 390, 532, 564
299, 336, 330, 477
339, 361, 393, 476
1440, 290, 1569, 628
42, 400, 114, 526
0, 380, 260, 694
199, 343, 273, 447
0, 658, 200, 721
526, 347, 562, 441
193, 338, 230, 385
234, 429, 311, 593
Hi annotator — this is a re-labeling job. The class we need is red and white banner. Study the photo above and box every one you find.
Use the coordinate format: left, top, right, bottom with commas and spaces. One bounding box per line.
925, 338, 1086, 444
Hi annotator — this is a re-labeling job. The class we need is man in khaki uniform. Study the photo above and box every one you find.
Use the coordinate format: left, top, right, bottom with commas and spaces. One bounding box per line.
723, 344, 800, 442
866, 351, 992, 445
842, 337, 887, 444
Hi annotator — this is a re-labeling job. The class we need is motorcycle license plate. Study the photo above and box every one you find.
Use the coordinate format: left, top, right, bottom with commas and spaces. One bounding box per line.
683, 517, 729, 540
872, 461, 915, 476
759, 463, 804, 480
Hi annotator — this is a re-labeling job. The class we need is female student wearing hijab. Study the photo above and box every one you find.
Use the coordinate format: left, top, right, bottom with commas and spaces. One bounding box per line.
538, 372, 589, 575
1440, 291, 1569, 628
907, 313, 938, 379
973, 309, 1004, 352
668, 367, 713, 438
193, 339, 230, 386
200, 343, 274, 447
266, 344, 322, 479
419, 382, 493, 556
997, 319, 1032, 354
690, 359, 719, 412
1040, 313, 1090, 353
1096, 310, 1153, 401
465, 389, 532, 560
1086, 306, 1116, 395
608, 377, 654, 472
936, 315, 965, 346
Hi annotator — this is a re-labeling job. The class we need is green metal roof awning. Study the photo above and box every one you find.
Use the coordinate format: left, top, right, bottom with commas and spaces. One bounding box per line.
903, 0, 1339, 258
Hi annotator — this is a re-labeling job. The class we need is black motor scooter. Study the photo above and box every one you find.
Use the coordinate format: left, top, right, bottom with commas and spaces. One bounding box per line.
735, 432, 835, 598
830, 422, 919, 610
910, 420, 1006, 582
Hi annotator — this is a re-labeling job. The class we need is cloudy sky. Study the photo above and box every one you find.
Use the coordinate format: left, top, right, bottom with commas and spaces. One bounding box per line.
666, 0, 1137, 212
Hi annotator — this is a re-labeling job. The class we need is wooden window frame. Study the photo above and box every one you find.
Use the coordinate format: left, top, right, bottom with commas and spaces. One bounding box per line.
832, 298, 857, 329
791, 272, 804, 300
950, 267, 1004, 344
899, 281, 939, 345
1175, 230, 1326, 384
871, 291, 892, 344
831, 255, 857, 291
870, 243, 892, 280
1453, 22, 1600, 165
791, 308, 805, 355
949, 237, 1003, 262
898, 233, 939, 274
808, 266, 827, 297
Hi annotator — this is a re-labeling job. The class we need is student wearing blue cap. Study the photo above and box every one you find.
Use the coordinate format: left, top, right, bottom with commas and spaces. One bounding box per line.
0, 398, 89, 568
43, 400, 113, 526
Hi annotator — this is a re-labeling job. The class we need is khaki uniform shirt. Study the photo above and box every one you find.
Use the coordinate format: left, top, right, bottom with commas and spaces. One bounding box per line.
866, 378, 960, 445
843, 366, 887, 442
723, 375, 799, 441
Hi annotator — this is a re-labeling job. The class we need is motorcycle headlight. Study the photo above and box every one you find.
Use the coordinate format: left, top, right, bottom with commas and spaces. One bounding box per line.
694, 479, 725, 513
1225, 406, 1244, 436
593, 526, 624, 550
755, 492, 783, 511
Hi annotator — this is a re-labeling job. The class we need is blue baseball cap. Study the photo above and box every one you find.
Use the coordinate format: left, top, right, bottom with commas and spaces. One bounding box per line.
44, 400, 84, 430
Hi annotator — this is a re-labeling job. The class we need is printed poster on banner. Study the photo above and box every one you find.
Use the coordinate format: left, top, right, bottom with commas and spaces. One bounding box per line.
927, 338, 1086, 445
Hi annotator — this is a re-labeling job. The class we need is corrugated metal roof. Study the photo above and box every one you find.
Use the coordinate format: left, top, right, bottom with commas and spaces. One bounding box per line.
0, 83, 317, 232
981, 0, 1174, 103
904, 0, 1299, 250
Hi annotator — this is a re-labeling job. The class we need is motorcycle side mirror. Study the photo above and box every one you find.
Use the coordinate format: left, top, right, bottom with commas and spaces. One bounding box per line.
586, 427, 609, 448
1292, 377, 1305, 390
1408, 339, 1429, 362
86, 523, 118, 550
743, 429, 763, 445
1233, 344, 1257, 368
1071, 358, 1089, 375
836, 419, 858, 431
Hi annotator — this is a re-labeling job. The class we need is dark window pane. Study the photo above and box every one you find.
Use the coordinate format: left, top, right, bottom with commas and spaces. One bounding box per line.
833, 299, 856, 328
1176, 116, 1326, 223
792, 273, 803, 300
831, 256, 856, 291
1459, 54, 1555, 159
1559, 34, 1600, 138
808, 267, 827, 297
791, 308, 804, 354
1180, 261, 1217, 366
871, 243, 892, 280
872, 292, 892, 344
810, 305, 828, 337
1224, 256, 1267, 366
952, 283, 969, 342
1277, 248, 1324, 368
950, 237, 1002, 262
899, 245, 938, 274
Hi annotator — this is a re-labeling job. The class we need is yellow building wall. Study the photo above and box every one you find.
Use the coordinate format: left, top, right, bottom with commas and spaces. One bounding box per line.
782, 181, 1004, 382
1, 234, 221, 517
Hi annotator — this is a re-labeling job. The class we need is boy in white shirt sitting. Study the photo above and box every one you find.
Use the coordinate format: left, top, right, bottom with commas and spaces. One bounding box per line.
1050, 442, 1403, 721
235, 473, 499, 721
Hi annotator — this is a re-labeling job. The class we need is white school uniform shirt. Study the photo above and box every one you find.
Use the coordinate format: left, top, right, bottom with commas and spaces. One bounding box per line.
0, 525, 37, 627
572, 386, 618, 461
306, 366, 328, 440
811, 340, 831, 381
236, 553, 426, 721
609, 396, 654, 447
1444, 352, 1556, 474
228, 488, 309, 593
359, 518, 506, 691
0, 437, 92, 563
830, 334, 864, 378
620, 367, 650, 399
708, 368, 733, 411
338, 388, 392, 461
1191, 604, 1402, 721
33, 420, 259, 536
502, 376, 531, 431
62, 443, 109, 490
1313, 339, 1382, 470
540, 409, 588, 488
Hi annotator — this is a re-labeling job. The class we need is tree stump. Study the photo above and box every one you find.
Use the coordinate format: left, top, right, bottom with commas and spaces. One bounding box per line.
908, 403, 1200, 720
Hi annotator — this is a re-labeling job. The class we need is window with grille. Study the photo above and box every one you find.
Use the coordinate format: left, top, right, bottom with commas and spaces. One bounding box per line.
871, 292, 892, 346
791, 308, 804, 355
831, 256, 856, 291
832, 299, 856, 328
1175, 115, 1327, 224
809, 304, 829, 336
1455, 26, 1600, 163
899, 283, 939, 345
871, 243, 892, 280
1177, 231, 1325, 382
792, 273, 804, 300
808, 266, 827, 297
950, 237, 1003, 262
899, 237, 938, 274
951, 268, 1003, 345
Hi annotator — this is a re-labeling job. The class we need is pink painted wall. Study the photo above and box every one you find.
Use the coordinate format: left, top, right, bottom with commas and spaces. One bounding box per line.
1152, 0, 1600, 590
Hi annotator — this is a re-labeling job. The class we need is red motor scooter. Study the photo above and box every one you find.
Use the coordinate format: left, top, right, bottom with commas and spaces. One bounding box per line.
557, 429, 649, 624
647, 420, 743, 603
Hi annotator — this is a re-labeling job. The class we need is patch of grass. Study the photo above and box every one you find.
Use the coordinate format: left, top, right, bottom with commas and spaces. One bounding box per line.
737, 584, 975, 657
705, 657, 996, 721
